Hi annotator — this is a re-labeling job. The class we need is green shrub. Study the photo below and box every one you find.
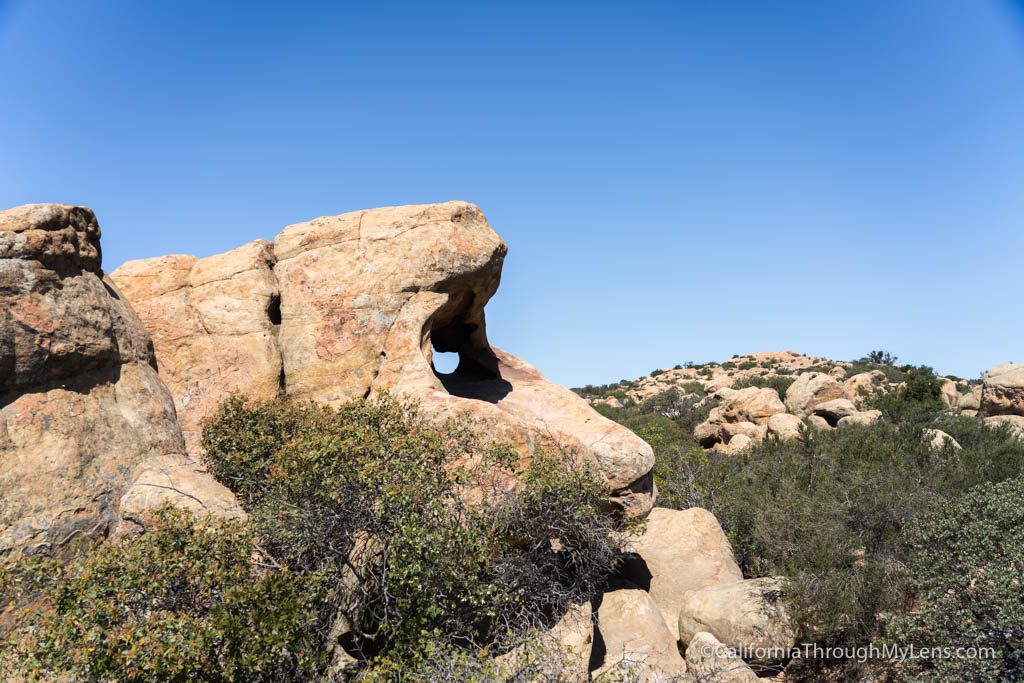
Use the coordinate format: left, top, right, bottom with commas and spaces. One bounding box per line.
202, 395, 625, 670
888, 476, 1024, 681
731, 374, 796, 397
869, 365, 945, 424
737, 361, 756, 371
0, 507, 327, 682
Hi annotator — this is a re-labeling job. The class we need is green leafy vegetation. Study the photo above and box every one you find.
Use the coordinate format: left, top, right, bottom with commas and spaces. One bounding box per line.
731, 373, 796, 397
2, 395, 626, 680
598, 360, 1024, 681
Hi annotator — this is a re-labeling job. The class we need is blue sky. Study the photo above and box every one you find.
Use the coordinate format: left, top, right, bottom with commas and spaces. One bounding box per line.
2, 1, 1022, 387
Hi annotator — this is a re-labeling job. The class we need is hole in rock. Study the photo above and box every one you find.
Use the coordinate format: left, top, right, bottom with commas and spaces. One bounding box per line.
428, 304, 513, 403
432, 349, 460, 374
267, 294, 282, 325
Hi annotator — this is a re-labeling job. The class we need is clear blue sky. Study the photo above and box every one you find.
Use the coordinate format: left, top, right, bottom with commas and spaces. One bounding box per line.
2, 1, 1022, 387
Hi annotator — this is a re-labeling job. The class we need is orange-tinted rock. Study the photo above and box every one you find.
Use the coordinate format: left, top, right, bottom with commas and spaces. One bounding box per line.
116, 202, 656, 514
112, 241, 282, 455
1, 204, 240, 561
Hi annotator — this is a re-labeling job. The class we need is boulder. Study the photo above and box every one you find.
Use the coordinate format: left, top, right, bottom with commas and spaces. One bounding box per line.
116, 203, 655, 515
0, 204, 240, 561
836, 410, 883, 428
829, 366, 847, 378
923, 429, 962, 452
715, 387, 786, 425
981, 364, 1024, 417
620, 507, 743, 640
983, 415, 1024, 439
785, 373, 846, 416
594, 588, 687, 681
959, 385, 982, 412
808, 414, 832, 430
842, 371, 885, 408
722, 433, 754, 454
939, 379, 960, 409
694, 387, 782, 447
767, 413, 803, 441
111, 241, 283, 456
677, 577, 795, 663
685, 632, 759, 682
812, 398, 859, 425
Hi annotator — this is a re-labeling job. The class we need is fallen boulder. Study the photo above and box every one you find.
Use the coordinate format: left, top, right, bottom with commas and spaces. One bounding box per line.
677, 576, 795, 663
620, 507, 743, 640
785, 373, 846, 416
593, 588, 687, 681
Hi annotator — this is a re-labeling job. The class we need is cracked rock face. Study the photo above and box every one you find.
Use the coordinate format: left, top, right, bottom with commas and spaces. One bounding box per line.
0, 204, 241, 561
113, 201, 656, 514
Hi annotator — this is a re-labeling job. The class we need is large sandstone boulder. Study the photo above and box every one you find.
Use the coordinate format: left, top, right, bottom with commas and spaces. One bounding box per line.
0, 204, 240, 561
767, 413, 803, 441
939, 379, 960, 409
785, 373, 845, 416
685, 632, 759, 682
620, 507, 743, 640
959, 385, 982, 412
594, 588, 687, 681
677, 577, 795, 662
842, 371, 885, 408
812, 398, 858, 425
111, 241, 282, 455
983, 415, 1024, 439
694, 387, 783, 448
836, 409, 883, 427
115, 203, 655, 514
923, 429, 962, 452
981, 364, 1024, 417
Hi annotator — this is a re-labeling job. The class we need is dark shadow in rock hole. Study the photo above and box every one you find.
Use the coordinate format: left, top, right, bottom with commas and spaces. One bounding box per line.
430, 317, 512, 404
588, 592, 607, 673
614, 552, 653, 593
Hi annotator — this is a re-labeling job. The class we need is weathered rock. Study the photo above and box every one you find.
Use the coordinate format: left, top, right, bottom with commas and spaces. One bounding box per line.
836, 409, 883, 428
685, 632, 759, 683
983, 415, 1024, 439
111, 241, 282, 456
0, 204, 240, 561
594, 588, 687, 681
767, 413, 802, 441
677, 577, 795, 663
620, 507, 743, 640
808, 414, 832, 430
722, 433, 754, 454
842, 371, 885, 408
939, 379, 960, 409
116, 203, 655, 514
695, 387, 782, 447
981, 364, 1024, 417
118, 454, 246, 525
829, 366, 847, 378
715, 387, 786, 425
959, 385, 982, 412
812, 398, 859, 425
785, 373, 845, 416
923, 429, 962, 452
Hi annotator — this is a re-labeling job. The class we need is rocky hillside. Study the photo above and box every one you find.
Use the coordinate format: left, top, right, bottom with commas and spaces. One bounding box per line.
574, 350, 1018, 454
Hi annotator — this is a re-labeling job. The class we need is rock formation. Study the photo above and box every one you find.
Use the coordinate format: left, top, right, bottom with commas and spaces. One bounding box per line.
0, 204, 240, 561
620, 507, 744, 640
981, 364, 1024, 418
113, 202, 655, 514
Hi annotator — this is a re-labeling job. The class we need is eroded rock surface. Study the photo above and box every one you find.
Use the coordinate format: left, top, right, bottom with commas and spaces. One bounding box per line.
620, 507, 743, 640
981, 364, 1024, 417
1, 204, 239, 560
114, 202, 655, 514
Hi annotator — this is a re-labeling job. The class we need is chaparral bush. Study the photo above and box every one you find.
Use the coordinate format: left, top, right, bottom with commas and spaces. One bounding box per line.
2, 395, 626, 680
